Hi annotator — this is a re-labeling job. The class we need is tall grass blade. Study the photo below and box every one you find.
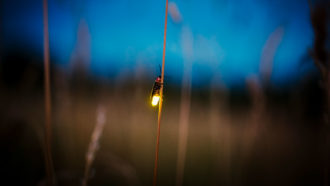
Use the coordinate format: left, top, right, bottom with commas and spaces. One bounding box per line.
153, 0, 169, 185
42, 0, 55, 184
82, 105, 107, 186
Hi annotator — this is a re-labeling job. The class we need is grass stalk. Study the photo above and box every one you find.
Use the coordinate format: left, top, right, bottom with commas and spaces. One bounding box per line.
209, 77, 230, 185
176, 26, 193, 186
153, 0, 168, 185
42, 0, 55, 185
175, 68, 191, 186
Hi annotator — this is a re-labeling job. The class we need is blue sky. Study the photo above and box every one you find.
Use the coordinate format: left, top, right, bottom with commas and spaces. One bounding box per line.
2, 0, 315, 87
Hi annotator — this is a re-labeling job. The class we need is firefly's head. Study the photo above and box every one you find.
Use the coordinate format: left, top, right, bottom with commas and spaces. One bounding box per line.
155, 76, 162, 83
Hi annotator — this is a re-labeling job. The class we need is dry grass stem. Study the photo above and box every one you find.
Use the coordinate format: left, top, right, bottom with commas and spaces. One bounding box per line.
42, 0, 55, 184
176, 25, 193, 186
153, 0, 168, 185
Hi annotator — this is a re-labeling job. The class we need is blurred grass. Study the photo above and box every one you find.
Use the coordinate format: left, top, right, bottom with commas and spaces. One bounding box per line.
0, 65, 326, 185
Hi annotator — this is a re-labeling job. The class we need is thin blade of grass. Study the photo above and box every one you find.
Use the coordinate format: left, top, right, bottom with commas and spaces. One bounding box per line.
42, 0, 55, 185
176, 26, 193, 186
153, 0, 169, 185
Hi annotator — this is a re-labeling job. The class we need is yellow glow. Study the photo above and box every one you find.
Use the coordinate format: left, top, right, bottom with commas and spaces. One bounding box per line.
151, 95, 160, 107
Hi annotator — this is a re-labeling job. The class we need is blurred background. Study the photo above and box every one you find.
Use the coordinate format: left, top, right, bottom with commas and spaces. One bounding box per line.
0, 0, 329, 185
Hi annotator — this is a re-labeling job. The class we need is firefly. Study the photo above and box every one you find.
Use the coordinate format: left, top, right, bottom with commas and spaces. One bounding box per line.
151, 76, 162, 107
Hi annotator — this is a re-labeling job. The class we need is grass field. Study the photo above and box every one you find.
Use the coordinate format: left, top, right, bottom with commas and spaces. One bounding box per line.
0, 66, 326, 185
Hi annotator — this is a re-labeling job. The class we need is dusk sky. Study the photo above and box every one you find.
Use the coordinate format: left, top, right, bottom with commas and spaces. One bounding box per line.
2, 0, 315, 86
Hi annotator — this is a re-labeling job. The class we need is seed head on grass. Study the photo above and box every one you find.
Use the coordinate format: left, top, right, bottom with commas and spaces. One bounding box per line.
82, 105, 106, 186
